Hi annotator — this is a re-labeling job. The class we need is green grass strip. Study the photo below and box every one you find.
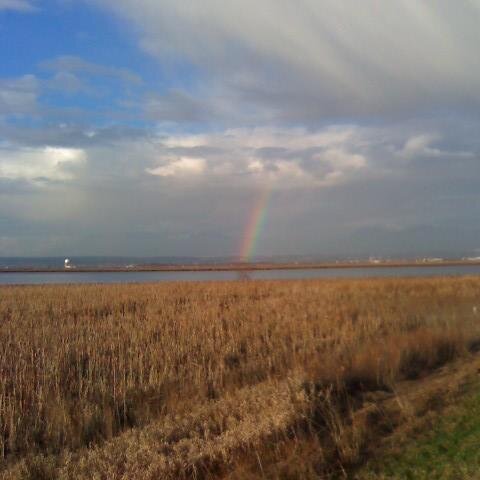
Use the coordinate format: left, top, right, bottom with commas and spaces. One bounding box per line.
356, 385, 480, 479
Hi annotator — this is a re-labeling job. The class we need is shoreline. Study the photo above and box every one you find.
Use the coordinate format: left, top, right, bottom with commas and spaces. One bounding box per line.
1, 260, 480, 273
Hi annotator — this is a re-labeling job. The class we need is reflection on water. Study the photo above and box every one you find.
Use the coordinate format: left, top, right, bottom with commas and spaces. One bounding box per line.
1, 264, 480, 285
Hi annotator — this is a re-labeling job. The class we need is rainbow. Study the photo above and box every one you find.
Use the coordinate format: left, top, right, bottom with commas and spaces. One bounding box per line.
238, 187, 271, 262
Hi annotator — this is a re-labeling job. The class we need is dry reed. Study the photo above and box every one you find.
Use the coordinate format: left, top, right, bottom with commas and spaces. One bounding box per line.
0, 277, 479, 478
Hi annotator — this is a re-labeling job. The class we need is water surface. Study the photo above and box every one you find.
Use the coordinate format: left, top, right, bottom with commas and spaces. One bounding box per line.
1, 265, 480, 285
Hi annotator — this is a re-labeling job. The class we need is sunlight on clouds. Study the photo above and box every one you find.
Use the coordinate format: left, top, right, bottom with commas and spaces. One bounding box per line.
0, 146, 86, 182
145, 127, 369, 187
247, 160, 264, 173
147, 157, 206, 177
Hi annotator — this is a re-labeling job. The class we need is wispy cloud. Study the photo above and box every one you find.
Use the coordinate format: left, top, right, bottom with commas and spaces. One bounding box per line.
0, 0, 37, 12
41, 56, 143, 85
0, 75, 38, 116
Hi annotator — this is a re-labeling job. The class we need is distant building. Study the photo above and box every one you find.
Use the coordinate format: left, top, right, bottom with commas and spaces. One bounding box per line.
64, 258, 71, 269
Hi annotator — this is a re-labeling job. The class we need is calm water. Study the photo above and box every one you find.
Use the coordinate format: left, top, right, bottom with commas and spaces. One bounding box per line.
1, 265, 480, 285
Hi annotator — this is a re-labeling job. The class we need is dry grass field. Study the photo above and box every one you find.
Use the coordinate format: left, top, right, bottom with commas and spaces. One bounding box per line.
1, 277, 480, 479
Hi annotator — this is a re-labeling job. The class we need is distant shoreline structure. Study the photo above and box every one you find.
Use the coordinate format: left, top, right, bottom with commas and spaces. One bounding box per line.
1, 259, 480, 273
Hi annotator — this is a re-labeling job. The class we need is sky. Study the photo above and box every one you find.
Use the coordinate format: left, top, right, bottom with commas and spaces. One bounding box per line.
1, 0, 480, 259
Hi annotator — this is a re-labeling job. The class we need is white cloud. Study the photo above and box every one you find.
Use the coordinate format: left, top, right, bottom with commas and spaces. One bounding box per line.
314, 148, 367, 169
402, 134, 440, 157
145, 126, 369, 187
0, 0, 36, 12
147, 156, 206, 177
247, 160, 263, 173
0, 146, 86, 182
400, 133, 474, 159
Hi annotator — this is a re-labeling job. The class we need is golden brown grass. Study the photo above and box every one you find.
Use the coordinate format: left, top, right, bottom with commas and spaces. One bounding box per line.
1, 277, 480, 478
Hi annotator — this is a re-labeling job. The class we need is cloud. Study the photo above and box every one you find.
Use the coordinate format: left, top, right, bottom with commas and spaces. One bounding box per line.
41, 55, 142, 85
142, 126, 371, 187
0, 0, 36, 12
399, 133, 475, 159
1, 118, 479, 256
0, 75, 38, 116
93, 0, 480, 121
144, 90, 215, 123
0, 146, 86, 182
45, 71, 94, 95
147, 156, 206, 177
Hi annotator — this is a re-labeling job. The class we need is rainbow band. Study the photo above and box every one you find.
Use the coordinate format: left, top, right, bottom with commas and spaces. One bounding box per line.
239, 188, 271, 262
